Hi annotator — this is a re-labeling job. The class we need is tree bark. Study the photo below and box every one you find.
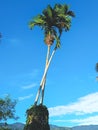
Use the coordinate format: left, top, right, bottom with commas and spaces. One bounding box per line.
40, 45, 50, 104
34, 46, 56, 105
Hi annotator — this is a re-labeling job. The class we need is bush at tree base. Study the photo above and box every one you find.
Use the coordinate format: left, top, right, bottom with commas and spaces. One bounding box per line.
24, 104, 50, 130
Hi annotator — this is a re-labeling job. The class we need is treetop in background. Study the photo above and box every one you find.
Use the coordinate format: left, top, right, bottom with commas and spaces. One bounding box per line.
0, 95, 18, 122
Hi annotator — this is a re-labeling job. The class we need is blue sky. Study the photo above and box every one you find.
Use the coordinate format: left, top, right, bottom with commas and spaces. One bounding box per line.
0, 0, 98, 127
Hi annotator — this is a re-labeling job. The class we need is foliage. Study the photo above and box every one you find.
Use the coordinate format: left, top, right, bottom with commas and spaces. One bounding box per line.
0, 33, 2, 39
24, 104, 50, 130
0, 96, 18, 122
95, 62, 98, 72
0, 32, 2, 43
25, 3, 75, 129
29, 3, 75, 48
29, 3, 75, 105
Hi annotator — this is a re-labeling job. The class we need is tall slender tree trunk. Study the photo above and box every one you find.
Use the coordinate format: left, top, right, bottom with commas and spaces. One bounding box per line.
34, 46, 56, 105
40, 45, 50, 104
35, 45, 50, 104
40, 47, 56, 88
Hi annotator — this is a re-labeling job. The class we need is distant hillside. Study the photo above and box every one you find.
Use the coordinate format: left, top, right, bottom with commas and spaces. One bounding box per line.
72, 125, 98, 130
9, 122, 24, 130
0, 123, 71, 130
0, 122, 24, 130
0, 123, 98, 130
50, 125, 72, 130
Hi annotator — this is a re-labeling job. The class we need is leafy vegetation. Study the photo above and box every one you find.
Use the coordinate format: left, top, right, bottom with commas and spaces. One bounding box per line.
24, 104, 50, 130
95, 63, 98, 72
95, 62, 98, 80
24, 3, 75, 130
0, 96, 18, 121
0, 96, 18, 130
29, 3, 75, 106
29, 4, 75, 48
0, 32, 2, 43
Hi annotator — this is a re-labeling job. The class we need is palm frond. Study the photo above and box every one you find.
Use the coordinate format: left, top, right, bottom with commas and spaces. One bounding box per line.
42, 5, 56, 28
29, 15, 45, 29
54, 35, 61, 49
54, 4, 69, 15
96, 63, 98, 72
67, 11, 75, 17
43, 5, 53, 18
29, 3, 75, 46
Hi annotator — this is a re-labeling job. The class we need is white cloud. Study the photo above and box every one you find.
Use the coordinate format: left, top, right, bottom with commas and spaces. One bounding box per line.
69, 115, 98, 125
30, 69, 40, 78
20, 69, 40, 82
51, 115, 98, 126
49, 92, 98, 117
6, 38, 21, 46
9, 38, 19, 44
22, 83, 37, 90
18, 94, 33, 101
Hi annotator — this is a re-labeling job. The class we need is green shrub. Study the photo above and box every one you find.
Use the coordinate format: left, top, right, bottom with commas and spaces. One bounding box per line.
24, 104, 50, 130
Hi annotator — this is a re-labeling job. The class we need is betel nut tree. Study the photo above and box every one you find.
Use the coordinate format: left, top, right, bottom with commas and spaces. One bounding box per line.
24, 3, 75, 130
30, 4, 75, 105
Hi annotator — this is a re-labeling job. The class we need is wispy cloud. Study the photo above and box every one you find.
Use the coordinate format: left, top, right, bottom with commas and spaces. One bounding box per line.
22, 83, 37, 90
20, 69, 40, 82
29, 69, 40, 78
9, 38, 19, 44
51, 115, 98, 126
69, 115, 98, 125
5, 37, 21, 46
18, 94, 33, 101
49, 92, 98, 117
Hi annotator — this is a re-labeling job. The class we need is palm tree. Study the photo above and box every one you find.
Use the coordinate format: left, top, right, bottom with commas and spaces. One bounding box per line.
0, 33, 2, 43
24, 4, 75, 130
96, 63, 98, 81
29, 4, 75, 105
96, 63, 98, 72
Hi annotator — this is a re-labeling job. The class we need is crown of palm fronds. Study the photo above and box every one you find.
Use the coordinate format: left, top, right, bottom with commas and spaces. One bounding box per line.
0, 33, 2, 38
29, 4, 75, 48
96, 63, 98, 72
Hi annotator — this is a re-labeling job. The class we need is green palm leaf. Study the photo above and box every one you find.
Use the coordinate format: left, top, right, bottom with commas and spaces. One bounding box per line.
29, 15, 45, 29
96, 63, 98, 72
67, 11, 75, 17
43, 5, 53, 19
29, 3, 75, 47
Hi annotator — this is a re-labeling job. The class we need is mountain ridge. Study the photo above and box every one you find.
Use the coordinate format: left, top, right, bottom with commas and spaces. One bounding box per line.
0, 122, 98, 130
